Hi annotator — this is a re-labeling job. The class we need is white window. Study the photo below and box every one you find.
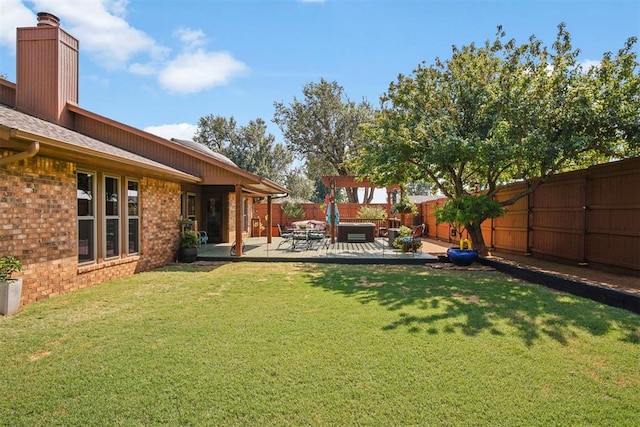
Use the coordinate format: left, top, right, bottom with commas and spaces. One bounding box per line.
127, 180, 139, 254
104, 176, 120, 258
77, 171, 95, 263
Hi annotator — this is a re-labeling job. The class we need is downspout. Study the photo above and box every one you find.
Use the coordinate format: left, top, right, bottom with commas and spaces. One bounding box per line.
0, 140, 40, 166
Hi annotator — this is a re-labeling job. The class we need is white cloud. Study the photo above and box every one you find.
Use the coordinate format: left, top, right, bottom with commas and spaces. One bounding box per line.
174, 28, 207, 50
129, 62, 157, 76
0, 0, 36, 51
10, 0, 167, 69
144, 123, 198, 140
156, 27, 248, 94
5, 1, 247, 94
579, 59, 601, 72
158, 50, 248, 94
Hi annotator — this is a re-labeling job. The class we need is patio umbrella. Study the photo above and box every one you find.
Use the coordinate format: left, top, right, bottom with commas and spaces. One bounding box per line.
325, 194, 340, 225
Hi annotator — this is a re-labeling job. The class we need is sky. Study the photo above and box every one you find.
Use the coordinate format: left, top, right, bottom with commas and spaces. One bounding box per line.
1, 0, 639, 201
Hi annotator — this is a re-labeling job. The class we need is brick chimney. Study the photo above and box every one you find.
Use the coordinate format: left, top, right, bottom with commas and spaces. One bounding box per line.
15, 12, 79, 128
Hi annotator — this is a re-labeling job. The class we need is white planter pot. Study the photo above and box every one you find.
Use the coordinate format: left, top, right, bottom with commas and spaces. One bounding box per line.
0, 278, 23, 315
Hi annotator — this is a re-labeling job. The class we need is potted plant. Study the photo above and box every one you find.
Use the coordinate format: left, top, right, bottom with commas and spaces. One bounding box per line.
434, 196, 480, 266
179, 230, 199, 263
392, 225, 422, 252
0, 255, 23, 315
392, 193, 417, 226
392, 199, 417, 216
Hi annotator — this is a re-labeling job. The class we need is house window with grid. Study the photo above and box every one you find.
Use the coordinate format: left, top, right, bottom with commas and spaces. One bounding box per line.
77, 171, 95, 263
127, 180, 140, 254
104, 176, 120, 258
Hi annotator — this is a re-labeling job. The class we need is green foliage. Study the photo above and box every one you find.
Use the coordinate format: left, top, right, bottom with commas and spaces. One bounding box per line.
180, 230, 199, 248
194, 115, 293, 185
391, 199, 417, 215
356, 205, 386, 219
406, 180, 435, 196
0, 255, 22, 281
391, 192, 417, 215
281, 201, 305, 219
273, 78, 375, 203
435, 195, 506, 235
284, 167, 315, 201
351, 24, 639, 251
392, 226, 422, 252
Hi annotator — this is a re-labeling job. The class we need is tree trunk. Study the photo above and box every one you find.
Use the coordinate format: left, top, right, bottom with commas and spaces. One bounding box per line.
363, 187, 375, 203
466, 223, 488, 256
345, 187, 359, 203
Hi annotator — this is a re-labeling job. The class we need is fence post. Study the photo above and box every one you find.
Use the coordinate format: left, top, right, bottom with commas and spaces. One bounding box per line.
580, 173, 589, 266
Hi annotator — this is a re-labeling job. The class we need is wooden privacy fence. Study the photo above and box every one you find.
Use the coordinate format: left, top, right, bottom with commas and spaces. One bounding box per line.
253, 203, 416, 236
254, 157, 639, 275
422, 157, 640, 276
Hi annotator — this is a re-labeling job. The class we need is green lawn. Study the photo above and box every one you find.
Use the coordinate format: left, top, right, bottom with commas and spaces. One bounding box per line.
1, 263, 638, 426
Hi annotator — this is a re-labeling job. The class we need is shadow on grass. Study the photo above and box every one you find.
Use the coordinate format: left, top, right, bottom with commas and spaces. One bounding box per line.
153, 261, 230, 273
307, 264, 640, 347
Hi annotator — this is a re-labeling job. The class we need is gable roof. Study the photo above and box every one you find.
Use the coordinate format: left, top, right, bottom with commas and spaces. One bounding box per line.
0, 103, 200, 183
65, 104, 288, 196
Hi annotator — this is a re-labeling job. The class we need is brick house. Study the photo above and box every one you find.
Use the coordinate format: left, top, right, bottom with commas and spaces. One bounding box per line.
0, 13, 287, 308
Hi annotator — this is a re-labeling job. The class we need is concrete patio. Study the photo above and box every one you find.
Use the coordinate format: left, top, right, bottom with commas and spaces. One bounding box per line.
197, 236, 451, 264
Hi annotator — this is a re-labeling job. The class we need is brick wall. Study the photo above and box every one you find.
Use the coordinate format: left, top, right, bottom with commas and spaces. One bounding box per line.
1, 154, 77, 303
137, 177, 181, 269
1, 153, 182, 309
225, 192, 251, 243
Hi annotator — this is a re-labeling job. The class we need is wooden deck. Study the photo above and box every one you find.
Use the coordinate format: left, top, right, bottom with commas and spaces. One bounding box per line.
197, 237, 449, 264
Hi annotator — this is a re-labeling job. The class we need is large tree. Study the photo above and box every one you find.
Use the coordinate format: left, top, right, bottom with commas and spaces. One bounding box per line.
351, 24, 639, 254
194, 115, 293, 186
273, 78, 375, 203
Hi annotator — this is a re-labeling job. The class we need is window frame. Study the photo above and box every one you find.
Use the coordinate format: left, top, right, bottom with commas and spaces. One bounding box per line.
126, 179, 140, 255
77, 170, 96, 264
187, 192, 197, 221
103, 174, 121, 259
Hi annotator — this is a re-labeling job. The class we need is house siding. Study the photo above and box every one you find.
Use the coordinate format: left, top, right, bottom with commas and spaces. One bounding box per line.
1, 152, 182, 307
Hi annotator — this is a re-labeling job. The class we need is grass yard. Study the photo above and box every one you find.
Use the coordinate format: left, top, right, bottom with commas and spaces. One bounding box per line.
1, 262, 639, 426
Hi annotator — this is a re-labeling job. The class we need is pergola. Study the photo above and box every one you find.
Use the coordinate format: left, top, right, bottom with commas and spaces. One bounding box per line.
321, 175, 400, 244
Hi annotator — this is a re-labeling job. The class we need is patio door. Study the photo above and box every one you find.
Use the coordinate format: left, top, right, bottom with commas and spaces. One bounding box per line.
206, 195, 223, 243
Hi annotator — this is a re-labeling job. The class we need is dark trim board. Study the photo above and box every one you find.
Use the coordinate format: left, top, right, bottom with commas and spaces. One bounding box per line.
197, 255, 435, 265
479, 258, 640, 315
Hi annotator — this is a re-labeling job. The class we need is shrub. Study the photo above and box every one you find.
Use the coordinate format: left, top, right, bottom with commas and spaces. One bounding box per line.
357, 205, 386, 219
0, 255, 23, 281
393, 226, 421, 252
180, 230, 199, 249
392, 196, 417, 215
281, 201, 305, 220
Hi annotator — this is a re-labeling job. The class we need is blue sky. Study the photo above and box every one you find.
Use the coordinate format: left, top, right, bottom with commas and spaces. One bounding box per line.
1, 0, 639, 143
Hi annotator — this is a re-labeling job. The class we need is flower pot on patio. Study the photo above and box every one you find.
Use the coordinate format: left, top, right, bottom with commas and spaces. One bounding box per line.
179, 247, 198, 263
0, 278, 23, 315
179, 230, 199, 263
447, 248, 478, 266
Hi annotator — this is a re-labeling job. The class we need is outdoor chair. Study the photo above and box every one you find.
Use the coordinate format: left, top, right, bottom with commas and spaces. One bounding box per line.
306, 229, 329, 250
397, 223, 425, 254
198, 231, 208, 245
276, 224, 294, 249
